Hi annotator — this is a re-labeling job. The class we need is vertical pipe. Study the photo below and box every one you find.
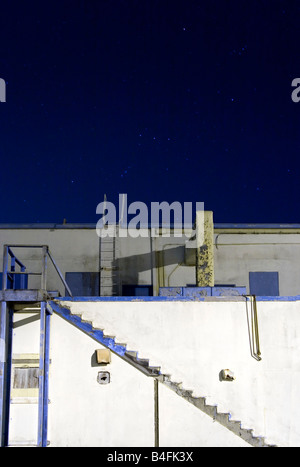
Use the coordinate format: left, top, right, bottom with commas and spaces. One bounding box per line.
2, 246, 9, 291
37, 302, 46, 447
41, 246, 48, 290
154, 379, 159, 447
253, 296, 262, 360
42, 309, 51, 446
0, 303, 12, 447
4, 308, 13, 446
0, 302, 7, 447
149, 229, 154, 294
0, 247, 10, 446
20, 265, 26, 290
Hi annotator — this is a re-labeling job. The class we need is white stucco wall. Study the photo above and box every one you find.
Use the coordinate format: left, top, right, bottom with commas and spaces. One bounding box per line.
8, 303, 251, 447
213, 233, 300, 295
158, 382, 249, 447
48, 314, 155, 447
64, 297, 300, 447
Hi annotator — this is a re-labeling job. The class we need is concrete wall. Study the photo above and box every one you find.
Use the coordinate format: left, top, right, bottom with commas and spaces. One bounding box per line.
9, 309, 40, 446
214, 232, 300, 296
63, 297, 300, 447
48, 314, 155, 447
0, 229, 99, 295
8, 303, 250, 447
1, 226, 300, 295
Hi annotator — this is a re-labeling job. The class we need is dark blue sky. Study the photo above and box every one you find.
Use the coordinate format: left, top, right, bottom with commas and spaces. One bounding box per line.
0, 0, 299, 223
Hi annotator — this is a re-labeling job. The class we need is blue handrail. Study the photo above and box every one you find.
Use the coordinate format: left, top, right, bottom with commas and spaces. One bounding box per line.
1, 245, 72, 296
2, 246, 27, 290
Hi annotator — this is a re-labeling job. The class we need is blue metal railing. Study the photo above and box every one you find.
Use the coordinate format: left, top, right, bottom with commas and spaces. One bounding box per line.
2, 247, 28, 290
1, 245, 72, 296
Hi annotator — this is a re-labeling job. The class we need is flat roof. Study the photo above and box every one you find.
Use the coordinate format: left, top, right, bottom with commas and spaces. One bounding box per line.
0, 223, 300, 229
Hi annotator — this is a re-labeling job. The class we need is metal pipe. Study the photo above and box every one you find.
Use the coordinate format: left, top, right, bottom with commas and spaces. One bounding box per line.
47, 249, 73, 297
252, 295, 261, 360
37, 302, 46, 447
2, 246, 9, 291
245, 295, 262, 361
154, 379, 159, 447
0, 302, 7, 446
41, 246, 48, 290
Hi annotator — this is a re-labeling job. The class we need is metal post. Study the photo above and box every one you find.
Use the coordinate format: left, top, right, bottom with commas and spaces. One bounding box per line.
0, 302, 7, 447
0, 303, 13, 447
41, 246, 48, 290
154, 379, 159, 447
42, 307, 51, 446
0, 246, 9, 446
47, 249, 72, 297
37, 301, 46, 447
2, 246, 9, 291
20, 266, 26, 290
37, 301, 51, 447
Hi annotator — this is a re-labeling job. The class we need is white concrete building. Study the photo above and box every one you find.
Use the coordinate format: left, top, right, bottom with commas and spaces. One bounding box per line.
5, 296, 300, 447
1, 219, 300, 447
0, 221, 300, 297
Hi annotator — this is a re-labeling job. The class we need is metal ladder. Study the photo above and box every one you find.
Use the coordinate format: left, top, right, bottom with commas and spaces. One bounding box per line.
99, 225, 120, 296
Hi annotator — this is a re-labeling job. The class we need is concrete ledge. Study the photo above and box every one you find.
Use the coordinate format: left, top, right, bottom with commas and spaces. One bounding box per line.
56, 294, 300, 302
0, 289, 50, 302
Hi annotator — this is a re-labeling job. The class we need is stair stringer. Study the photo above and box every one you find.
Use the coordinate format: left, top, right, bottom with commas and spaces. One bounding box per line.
47, 300, 277, 448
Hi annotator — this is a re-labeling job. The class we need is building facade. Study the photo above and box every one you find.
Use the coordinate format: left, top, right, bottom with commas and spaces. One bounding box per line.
0, 221, 300, 297
1, 219, 300, 447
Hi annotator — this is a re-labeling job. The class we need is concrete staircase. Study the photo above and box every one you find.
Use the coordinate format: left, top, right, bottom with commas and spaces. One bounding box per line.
48, 300, 277, 448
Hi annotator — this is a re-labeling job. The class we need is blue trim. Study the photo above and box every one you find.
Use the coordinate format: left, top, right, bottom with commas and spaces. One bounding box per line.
159, 286, 247, 297
0, 304, 13, 447
49, 301, 127, 356
4, 308, 13, 447
57, 296, 206, 302
0, 302, 8, 447
56, 294, 300, 302
214, 223, 300, 229
37, 302, 51, 448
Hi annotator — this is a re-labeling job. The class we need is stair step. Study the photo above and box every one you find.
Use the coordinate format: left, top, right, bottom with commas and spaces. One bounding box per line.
215, 412, 230, 424
115, 342, 127, 349
203, 403, 217, 418
136, 358, 150, 367
51, 301, 277, 448
126, 350, 138, 359
103, 334, 116, 340
147, 367, 161, 375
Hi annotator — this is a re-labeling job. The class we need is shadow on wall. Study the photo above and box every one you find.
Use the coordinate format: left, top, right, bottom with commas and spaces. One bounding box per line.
115, 245, 186, 288
65, 246, 187, 296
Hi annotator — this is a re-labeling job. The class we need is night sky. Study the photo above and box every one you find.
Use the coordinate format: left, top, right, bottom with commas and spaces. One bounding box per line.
0, 0, 299, 224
